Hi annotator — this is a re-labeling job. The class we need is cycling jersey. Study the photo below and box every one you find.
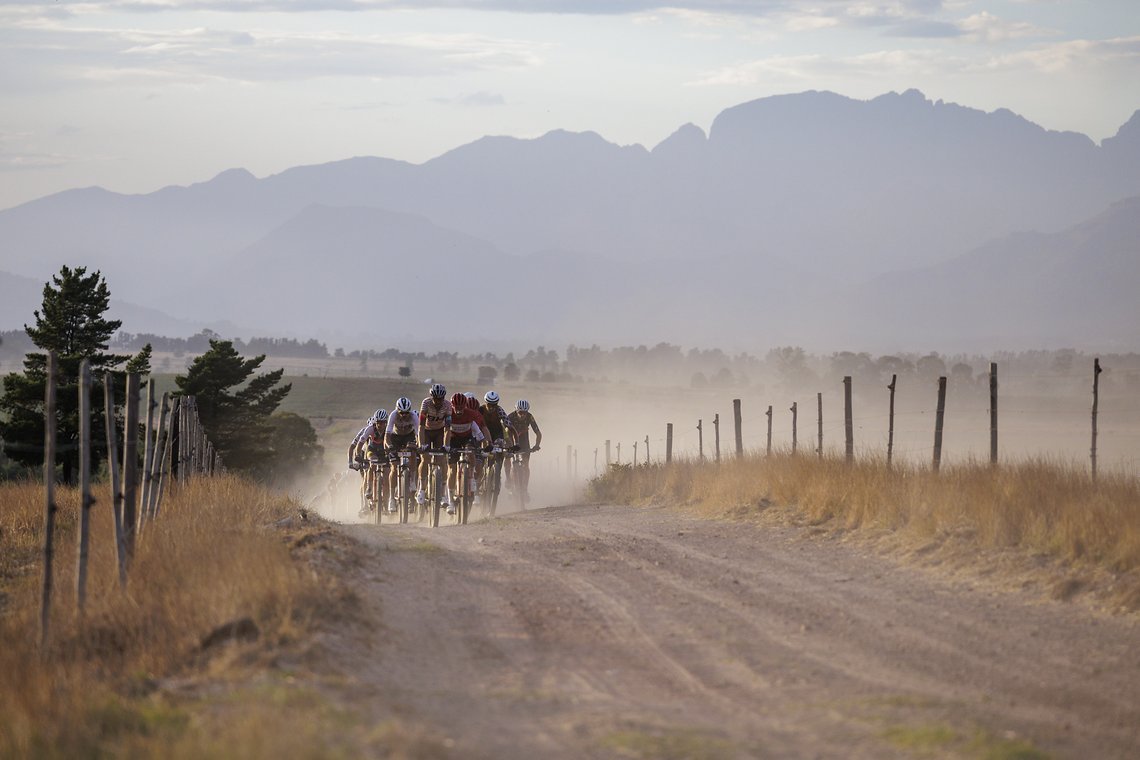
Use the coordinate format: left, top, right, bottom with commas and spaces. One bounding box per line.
420, 397, 452, 431
386, 409, 419, 436
450, 407, 486, 440
507, 410, 540, 443
479, 404, 510, 440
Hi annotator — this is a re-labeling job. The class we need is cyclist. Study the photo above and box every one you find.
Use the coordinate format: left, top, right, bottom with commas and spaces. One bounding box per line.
418, 383, 452, 508
384, 396, 419, 513
446, 393, 487, 513
350, 408, 389, 516
507, 399, 542, 504
478, 390, 514, 448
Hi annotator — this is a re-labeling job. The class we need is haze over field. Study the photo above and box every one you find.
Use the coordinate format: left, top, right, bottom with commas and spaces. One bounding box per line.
1, 1, 1138, 353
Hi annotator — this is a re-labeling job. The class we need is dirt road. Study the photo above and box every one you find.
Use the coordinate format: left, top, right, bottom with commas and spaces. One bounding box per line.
331, 504, 1140, 759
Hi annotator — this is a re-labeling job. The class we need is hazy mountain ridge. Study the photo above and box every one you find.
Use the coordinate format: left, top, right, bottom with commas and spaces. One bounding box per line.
1, 89, 1137, 350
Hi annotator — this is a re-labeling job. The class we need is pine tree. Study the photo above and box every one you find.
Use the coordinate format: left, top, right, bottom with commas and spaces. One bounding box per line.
175, 339, 292, 477
0, 266, 151, 482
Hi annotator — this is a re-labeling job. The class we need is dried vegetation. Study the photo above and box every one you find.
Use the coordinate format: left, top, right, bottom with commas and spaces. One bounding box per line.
590, 452, 1140, 612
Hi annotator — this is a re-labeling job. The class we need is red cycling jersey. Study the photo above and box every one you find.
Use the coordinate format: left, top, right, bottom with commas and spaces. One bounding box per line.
450, 407, 485, 438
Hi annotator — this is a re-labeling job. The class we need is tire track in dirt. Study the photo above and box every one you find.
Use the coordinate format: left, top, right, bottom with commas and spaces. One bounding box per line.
335, 504, 1140, 759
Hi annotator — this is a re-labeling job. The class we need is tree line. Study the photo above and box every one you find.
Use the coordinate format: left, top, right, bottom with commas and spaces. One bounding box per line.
0, 267, 322, 483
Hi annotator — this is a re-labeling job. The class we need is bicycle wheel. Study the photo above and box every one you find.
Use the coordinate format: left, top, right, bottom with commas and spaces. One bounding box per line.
458, 467, 470, 525
429, 464, 441, 528
399, 467, 411, 524
372, 467, 383, 525
488, 459, 502, 517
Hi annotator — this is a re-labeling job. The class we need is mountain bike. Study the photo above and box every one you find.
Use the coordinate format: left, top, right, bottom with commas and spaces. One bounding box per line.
454, 442, 483, 526
483, 442, 518, 517
423, 448, 449, 528
365, 452, 388, 525
508, 448, 529, 512
392, 445, 418, 524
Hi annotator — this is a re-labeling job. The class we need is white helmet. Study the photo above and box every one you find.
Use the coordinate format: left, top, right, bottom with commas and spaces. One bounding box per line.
395, 397, 412, 413
484, 390, 500, 404
516, 399, 530, 412
372, 408, 388, 423
465, 392, 476, 403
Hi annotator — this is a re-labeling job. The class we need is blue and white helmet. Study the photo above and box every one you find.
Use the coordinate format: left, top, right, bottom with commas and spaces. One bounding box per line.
372, 408, 388, 424
484, 390, 500, 404
395, 396, 412, 413
515, 399, 530, 412
430, 383, 446, 399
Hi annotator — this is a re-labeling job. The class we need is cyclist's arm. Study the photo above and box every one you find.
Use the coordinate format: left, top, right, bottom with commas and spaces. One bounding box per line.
530, 418, 542, 448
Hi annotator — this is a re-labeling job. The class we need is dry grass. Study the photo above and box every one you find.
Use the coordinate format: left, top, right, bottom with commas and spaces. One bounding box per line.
590, 452, 1140, 610
0, 475, 354, 757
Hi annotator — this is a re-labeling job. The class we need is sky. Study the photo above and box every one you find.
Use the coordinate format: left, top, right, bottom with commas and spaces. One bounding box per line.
1, 0, 1138, 211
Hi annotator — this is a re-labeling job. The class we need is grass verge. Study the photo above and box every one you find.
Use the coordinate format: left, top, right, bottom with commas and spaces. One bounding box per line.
588, 453, 1140, 612
0, 475, 370, 757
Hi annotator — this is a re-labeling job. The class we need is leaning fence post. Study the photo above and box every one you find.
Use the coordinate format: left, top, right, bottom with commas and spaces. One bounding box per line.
933, 376, 947, 473
147, 393, 170, 520
697, 419, 704, 460
122, 373, 140, 559
666, 423, 673, 464
790, 402, 798, 454
154, 396, 178, 519
40, 352, 58, 649
844, 376, 853, 464
1091, 358, 1103, 481
138, 379, 157, 532
633, 441, 638, 466
76, 359, 93, 615
605, 439, 611, 467
104, 375, 127, 588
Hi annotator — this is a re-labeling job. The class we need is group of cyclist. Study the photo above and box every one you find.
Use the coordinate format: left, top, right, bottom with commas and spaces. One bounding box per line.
348, 382, 542, 518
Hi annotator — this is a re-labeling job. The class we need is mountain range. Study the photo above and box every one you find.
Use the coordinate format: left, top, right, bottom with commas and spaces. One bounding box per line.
1, 88, 1137, 352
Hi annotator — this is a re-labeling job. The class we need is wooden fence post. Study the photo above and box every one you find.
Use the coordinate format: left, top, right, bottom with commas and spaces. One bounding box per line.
844, 376, 853, 464
933, 376, 947, 473
154, 396, 178, 519
989, 363, 998, 467
633, 441, 638, 466
40, 353, 58, 649
76, 359, 92, 615
605, 439, 611, 467
697, 419, 704, 460
887, 374, 897, 470
644, 435, 649, 464
790, 402, 798, 454
666, 423, 673, 464
147, 393, 170, 521
138, 379, 157, 531
104, 375, 127, 589
765, 405, 772, 456
713, 413, 720, 462
733, 399, 743, 458
817, 392, 823, 459
1091, 358, 1103, 480
616, 442, 621, 464
122, 373, 140, 559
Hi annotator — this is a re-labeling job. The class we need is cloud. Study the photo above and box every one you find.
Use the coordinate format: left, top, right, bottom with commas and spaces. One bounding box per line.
980, 36, 1140, 74
0, 24, 546, 88
434, 91, 507, 106
959, 11, 1050, 43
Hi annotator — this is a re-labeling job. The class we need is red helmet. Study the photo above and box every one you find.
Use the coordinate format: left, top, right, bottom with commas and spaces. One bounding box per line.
450, 392, 467, 411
